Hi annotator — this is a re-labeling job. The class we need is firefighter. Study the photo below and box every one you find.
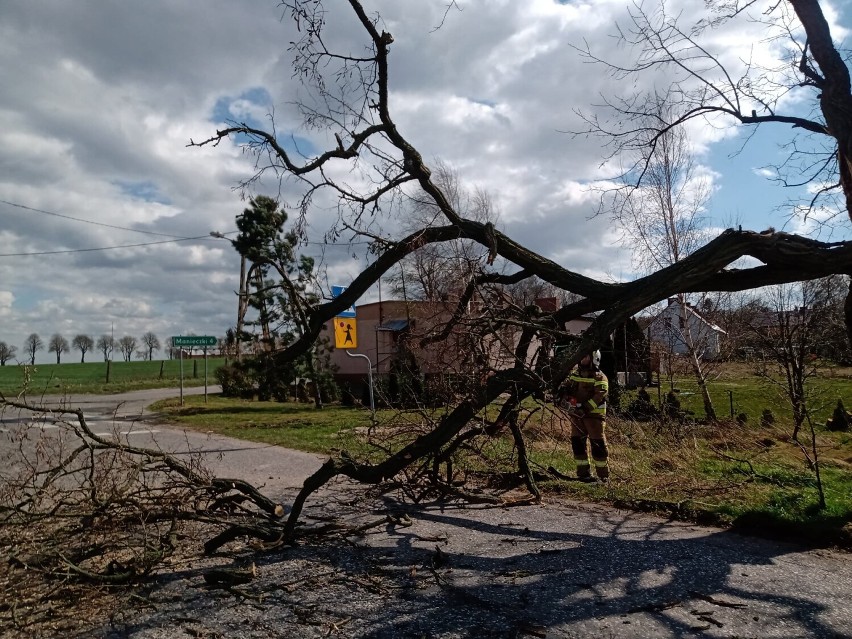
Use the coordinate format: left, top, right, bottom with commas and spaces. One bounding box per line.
558, 350, 610, 482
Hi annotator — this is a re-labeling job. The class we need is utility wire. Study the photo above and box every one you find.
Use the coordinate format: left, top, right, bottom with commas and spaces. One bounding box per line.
0, 234, 228, 257
3, 199, 376, 246
0, 198, 190, 238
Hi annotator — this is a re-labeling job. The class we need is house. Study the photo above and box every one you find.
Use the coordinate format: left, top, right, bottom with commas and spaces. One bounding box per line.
647, 297, 726, 360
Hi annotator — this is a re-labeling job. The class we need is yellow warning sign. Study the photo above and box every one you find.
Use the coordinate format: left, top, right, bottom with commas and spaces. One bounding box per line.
334, 317, 357, 349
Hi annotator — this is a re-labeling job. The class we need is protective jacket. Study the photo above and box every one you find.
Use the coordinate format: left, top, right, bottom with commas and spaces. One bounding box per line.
564, 365, 608, 419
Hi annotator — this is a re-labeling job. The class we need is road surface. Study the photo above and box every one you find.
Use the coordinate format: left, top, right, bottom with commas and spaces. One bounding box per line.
0, 386, 324, 490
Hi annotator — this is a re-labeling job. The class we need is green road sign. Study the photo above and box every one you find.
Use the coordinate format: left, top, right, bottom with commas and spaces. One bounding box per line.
172, 335, 217, 347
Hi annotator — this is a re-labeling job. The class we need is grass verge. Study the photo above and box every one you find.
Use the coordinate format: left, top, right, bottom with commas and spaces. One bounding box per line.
149, 394, 376, 455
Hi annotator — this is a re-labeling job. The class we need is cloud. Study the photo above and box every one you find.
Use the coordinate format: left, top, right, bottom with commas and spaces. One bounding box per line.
0, 0, 845, 362
0, 291, 13, 317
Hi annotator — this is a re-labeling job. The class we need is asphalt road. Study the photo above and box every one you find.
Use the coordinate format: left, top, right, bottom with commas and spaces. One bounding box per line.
3, 388, 851, 638
0, 386, 325, 490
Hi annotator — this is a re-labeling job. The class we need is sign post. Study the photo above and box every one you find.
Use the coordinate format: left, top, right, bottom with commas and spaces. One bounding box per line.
172, 336, 217, 405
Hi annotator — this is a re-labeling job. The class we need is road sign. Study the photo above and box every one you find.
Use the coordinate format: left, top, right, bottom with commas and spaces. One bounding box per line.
331, 285, 356, 318
334, 317, 357, 349
172, 335, 217, 347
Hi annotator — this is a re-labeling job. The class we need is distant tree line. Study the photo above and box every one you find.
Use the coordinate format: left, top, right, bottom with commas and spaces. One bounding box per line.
0, 331, 165, 365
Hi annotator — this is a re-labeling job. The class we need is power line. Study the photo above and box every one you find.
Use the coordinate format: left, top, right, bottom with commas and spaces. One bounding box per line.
3, 199, 376, 246
0, 234, 226, 257
0, 198, 190, 238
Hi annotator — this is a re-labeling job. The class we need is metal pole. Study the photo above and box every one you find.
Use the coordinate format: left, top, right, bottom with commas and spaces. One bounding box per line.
204, 347, 208, 403
345, 350, 375, 420
179, 347, 184, 406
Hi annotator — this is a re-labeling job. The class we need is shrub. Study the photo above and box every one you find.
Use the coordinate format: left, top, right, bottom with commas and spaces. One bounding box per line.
624, 387, 660, 421
340, 383, 356, 407
826, 399, 851, 432
216, 362, 255, 399
761, 408, 775, 427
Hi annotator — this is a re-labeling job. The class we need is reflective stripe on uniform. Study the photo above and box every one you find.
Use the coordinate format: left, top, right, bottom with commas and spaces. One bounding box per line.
570, 374, 597, 384
594, 459, 608, 467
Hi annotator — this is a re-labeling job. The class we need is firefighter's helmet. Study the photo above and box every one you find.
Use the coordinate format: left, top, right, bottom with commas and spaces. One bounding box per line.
583, 350, 601, 368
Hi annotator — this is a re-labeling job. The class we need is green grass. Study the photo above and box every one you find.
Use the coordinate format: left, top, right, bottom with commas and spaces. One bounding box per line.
149, 395, 376, 455
651, 363, 852, 424
0, 358, 227, 396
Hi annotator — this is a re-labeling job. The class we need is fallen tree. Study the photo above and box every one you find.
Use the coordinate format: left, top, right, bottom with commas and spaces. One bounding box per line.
6, 0, 852, 618
187, 0, 852, 537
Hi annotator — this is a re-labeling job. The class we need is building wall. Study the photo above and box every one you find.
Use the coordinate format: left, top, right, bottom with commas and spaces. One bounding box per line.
322, 299, 597, 397
322, 299, 521, 381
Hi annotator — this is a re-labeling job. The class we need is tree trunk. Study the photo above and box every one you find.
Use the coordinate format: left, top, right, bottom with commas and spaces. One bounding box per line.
678, 296, 717, 420
508, 409, 540, 500
237, 255, 247, 361
789, 0, 852, 223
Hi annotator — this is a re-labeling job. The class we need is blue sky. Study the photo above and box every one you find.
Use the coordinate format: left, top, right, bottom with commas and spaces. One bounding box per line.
0, 0, 848, 363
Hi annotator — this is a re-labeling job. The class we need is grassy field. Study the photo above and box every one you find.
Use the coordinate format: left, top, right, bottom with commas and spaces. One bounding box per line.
0, 358, 227, 396
150, 363, 852, 549
653, 361, 852, 424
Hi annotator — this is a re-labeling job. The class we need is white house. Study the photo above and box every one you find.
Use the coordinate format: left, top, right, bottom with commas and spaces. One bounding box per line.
648, 298, 726, 360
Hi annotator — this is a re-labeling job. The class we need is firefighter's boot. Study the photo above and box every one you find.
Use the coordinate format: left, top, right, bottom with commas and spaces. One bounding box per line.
571, 436, 591, 480
590, 438, 609, 482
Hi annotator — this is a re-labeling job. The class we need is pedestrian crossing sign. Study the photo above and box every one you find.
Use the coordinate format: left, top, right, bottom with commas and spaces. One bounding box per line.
334, 317, 357, 349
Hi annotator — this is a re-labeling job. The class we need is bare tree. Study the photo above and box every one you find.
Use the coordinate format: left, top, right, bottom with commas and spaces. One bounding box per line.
117, 336, 137, 362
574, 0, 852, 339
187, 0, 852, 537
505, 276, 581, 310
47, 334, 70, 365
0, 341, 16, 366
72, 334, 94, 363
141, 332, 160, 361
817, 274, 852, 365
0, 397, 287, 629
387, 160, 497, 302
96, 334, 114, 362
607, 98, 718, 418
23, 333, 43, 365
744, 277, 842, 440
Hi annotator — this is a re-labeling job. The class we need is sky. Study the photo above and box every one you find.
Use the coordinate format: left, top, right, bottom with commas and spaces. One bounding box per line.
1, 0, 849, 364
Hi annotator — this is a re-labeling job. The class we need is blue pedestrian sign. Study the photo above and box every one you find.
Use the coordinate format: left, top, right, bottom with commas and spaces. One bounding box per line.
332, 285, 356, 318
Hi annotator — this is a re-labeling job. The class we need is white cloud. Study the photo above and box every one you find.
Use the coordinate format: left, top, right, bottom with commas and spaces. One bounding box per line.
0, 291, 13, 317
